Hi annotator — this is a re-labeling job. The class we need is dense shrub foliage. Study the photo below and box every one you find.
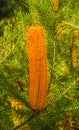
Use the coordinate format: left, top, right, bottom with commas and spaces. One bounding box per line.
0, 0, 79, 129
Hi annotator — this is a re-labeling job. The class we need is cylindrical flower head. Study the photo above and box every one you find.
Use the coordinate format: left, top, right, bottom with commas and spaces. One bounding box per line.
27, 25, 48, 110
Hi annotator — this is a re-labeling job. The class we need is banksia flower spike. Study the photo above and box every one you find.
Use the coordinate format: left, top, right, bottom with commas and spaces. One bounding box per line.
27, 25, 48, 110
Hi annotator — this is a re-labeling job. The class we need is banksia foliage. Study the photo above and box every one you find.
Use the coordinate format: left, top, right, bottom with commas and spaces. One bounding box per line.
27, 25, 48, 110
72, 30, 79, 68
53, 0, 60, 11
11, 98, 24, 126
56, 23, 63, 38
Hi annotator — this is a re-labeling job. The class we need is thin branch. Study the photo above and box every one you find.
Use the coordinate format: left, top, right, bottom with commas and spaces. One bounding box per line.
64, 95, 75, 101
0, 28, 27, 64
52, 38, 56, 75
68, 106, 79, 111
48, 37, 56, 91
47, 78, 79, 107
56, 1, 71, 17
55, 78, 79, 102
0, 45, 15, 64
63, 21, 79, 29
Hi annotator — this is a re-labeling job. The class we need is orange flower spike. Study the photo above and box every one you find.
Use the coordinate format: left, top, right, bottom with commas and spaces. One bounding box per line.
27, 25, 48, 110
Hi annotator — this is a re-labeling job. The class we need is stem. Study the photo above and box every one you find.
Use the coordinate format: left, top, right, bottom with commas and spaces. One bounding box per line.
64, 21, 79, 29
48, 37, 56, 90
